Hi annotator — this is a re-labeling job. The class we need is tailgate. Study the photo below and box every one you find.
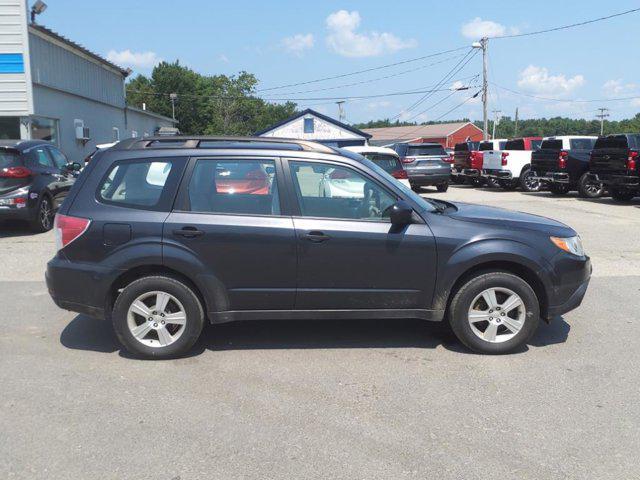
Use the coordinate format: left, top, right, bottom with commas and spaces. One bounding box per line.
453, 152, 470, 168
590, 148, 628, 173
482, 151, 502, 170
531, 150, 560, 172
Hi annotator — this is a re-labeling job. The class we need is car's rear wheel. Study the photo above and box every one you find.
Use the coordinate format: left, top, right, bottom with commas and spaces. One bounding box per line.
436, 182, 449, 192
549, 183, 570, 195
577, 173, 604, 198
610, 187, 635, 202
30, 195, 53, 233
519, 168, 540, 192
112, 276, 204, 359
448, 272, 540, 354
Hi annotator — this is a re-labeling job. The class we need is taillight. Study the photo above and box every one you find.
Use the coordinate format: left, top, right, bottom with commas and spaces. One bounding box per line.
446, 153, 454, 163
392, 169, 408, 179
558, 151, 568, 169
628, 151, 638, 170
470, 151, 483, 169
501, 152, 509, 166
0, 166, 32, 178
54, 214, 91, 251
401, 157, 415, 164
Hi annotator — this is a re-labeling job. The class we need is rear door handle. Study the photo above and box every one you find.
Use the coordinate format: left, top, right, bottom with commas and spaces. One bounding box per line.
173, 227, 205, 238
301, 231, 330, 243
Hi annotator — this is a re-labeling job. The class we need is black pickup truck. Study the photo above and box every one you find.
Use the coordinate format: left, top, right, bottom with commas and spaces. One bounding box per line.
588, 134, 640, 202
530, 136, 600, 197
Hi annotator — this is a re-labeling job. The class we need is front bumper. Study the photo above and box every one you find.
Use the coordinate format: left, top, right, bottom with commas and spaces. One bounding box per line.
545, 255, 592, 319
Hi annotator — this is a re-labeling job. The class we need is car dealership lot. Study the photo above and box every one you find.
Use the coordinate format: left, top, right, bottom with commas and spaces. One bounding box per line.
1, 187, 639, 480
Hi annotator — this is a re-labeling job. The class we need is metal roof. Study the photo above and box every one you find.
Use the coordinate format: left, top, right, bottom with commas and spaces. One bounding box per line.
363, 122, 482, 142
29, 24, 130, 77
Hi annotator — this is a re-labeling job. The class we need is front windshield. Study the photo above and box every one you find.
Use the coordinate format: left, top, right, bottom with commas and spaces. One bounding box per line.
361, 158, 437, 213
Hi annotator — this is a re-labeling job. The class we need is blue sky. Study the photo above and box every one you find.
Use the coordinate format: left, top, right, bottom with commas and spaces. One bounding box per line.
38, 0, 640, 123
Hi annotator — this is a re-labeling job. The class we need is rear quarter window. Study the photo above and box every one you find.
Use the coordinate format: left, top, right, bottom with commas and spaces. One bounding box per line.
98, 158, 178, 210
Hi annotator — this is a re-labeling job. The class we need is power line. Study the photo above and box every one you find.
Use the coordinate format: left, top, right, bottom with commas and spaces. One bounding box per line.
491, 82, 640, 103
256, 46, 470, 92
495, 7, 640, 39
260, 54, 469, 97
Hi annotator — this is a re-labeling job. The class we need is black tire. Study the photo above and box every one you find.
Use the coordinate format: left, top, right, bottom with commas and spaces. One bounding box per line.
411, 184, 422, 192
452, 175, 465, 185
577, 173, 604, 199
499, 179, 518, 191
436, 182, 449, 192
549, 183, 570, 195
610, 187, 636, 202
112, 275, 205, 359
448, 271, 540, 354
519, 168, 540, 192
29, 194, 53, 233
468, 177, 483, 187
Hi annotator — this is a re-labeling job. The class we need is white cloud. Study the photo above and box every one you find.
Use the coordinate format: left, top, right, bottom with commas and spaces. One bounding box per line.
602, 79, 638, 97
106, 49, 162, 69
517, 65, 585, 97
366, 100, 392, 110
461, 17, 518, 39
218, 54, 229, 63
325, 10, 417, 57
282, 33, 314, 57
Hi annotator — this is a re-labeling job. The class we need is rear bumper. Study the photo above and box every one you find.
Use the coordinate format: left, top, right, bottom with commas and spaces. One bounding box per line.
587, 173, 639, 188
46, 256, 114, 320
530, 171, 571, 184
408, 172, 450, 186
0, 205, 32, 220
482, 169, 513, 180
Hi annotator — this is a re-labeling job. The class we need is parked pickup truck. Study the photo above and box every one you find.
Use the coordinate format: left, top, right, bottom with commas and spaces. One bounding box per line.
530, 136, 600, 197
587, 134, 640, 202
477, 139, 508, 187
482, 137, 542, 191
451, 141, 481, 185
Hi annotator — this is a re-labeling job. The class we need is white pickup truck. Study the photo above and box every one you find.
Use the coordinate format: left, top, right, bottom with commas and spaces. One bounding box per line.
481, 137, 542, 191
477, 139, 507, 187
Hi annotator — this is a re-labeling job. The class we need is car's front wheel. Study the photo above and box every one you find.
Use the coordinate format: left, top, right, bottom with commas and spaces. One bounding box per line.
448, 272, 540, 354
436, 182, 449, 192
112, 275, 205, 359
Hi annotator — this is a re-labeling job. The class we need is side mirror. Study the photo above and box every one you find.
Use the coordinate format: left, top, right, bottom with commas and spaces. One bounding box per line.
70, 162, 82, 171
389, 201, 414, 226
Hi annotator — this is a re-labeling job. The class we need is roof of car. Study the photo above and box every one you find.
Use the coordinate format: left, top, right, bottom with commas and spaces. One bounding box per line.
0, 139, 52, 152
543, 136, 598, 140
342, 145, 399, 156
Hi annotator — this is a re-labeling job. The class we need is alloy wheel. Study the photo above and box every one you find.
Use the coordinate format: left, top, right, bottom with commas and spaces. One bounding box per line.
467, 287, 526, 343
522, 171, 540, 191
127, 291, 187, 348
40, 198, 52, 230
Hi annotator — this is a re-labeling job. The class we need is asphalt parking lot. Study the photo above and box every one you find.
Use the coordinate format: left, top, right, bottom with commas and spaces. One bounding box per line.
1, 186, 639, 480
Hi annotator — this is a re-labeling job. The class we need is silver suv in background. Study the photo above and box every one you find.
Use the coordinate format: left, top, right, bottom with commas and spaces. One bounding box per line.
389, 142, 451, 192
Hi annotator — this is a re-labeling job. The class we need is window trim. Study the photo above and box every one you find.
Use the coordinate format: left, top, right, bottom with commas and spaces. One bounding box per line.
173, 155, 288, 218
94, 157, 184, 212
282, 157, 399, 223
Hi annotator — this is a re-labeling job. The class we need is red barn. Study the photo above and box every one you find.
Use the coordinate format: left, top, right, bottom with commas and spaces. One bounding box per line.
363, 122, 485, 148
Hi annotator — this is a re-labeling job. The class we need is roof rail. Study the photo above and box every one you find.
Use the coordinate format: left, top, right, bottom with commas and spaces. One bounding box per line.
113, 136, 337, 154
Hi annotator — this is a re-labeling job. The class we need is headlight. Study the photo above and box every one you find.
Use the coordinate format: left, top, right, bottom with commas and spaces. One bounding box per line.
550, 236, 585, 257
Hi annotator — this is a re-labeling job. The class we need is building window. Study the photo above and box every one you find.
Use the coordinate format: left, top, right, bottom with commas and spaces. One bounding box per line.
31, 117, 59, 145
113, 127, 120, 142
303, 117, 314, 134
131, 130, 138, 138
0, 117, 20, 139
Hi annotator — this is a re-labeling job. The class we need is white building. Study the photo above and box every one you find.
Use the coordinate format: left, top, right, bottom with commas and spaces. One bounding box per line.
255, 109, 371, 148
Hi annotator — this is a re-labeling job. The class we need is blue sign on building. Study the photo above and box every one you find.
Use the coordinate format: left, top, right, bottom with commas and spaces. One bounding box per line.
0, 54, 25, 74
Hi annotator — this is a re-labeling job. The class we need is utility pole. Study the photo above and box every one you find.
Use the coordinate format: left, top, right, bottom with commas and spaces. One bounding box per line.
472, 37, 489, 140
336, 100, 346, 123
492, 110, 501, 139
596, 107, 610, 135
169, 93, 178, 120
514, 107, 519, 137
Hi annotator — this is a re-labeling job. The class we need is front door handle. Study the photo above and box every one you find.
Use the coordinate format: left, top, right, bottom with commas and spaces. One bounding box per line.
301, 231, 330, 243
173, 227, 205, 238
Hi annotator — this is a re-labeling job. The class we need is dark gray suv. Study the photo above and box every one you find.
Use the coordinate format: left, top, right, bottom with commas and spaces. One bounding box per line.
47, 137, 591, 358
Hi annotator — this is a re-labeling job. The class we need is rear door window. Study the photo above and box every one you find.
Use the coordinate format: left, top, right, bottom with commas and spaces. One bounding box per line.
570, 138, 596, 150
505, 139, 525, 150
408, 145, 446, 156
362, 154, 401, 174
99, 160, 174, 208
187, 159, 280, 216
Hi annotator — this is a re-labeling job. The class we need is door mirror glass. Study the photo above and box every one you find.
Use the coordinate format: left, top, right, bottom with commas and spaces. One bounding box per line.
67, 162, 82, 171
388, 201, 414, 225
